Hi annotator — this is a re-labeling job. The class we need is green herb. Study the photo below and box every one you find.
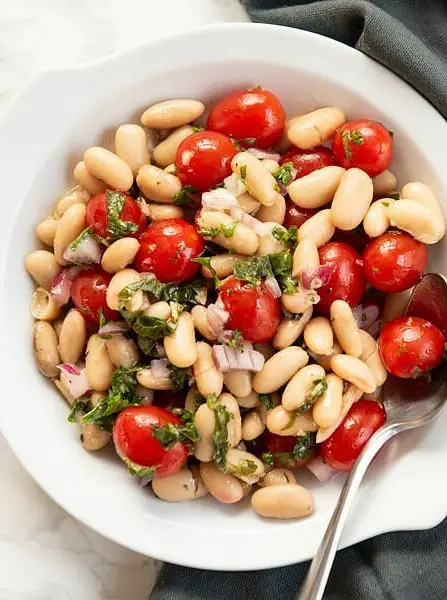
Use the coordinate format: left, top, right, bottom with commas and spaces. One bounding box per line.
382, 201, 390, 207
272, 226, 298, 249
261, 452, 274, 466
207, 393, 231, 471
152, 419, 199, 449
233, 256, 273, 286
106, 191, 139, 239
292, 432, 316, 461
97, 308, 111, 339
69, 226, 93, 250
119, 276, 206, 308
130, 314, 176, 338
81, 367, 140, 428
172, 185, 197, 206
389, 192, 400, 200
274, 162, 294, 186
231, 459, 257, 477
191, 126, 203, 132
228, 329, 244, 350
167, 364, 189, 392
123, 456, 156, 479
220, 221, 238, 238
193, 256, 221, 289
199, 227, 220, 238
67, 398, 89, 423
259, 393, 275, 411
240, 137, 257, 147
296, 378, 327, 414
341, 129, 364, 161
137, 336, 161, 357
269, 250, 298, 294
239, 165, 247, 183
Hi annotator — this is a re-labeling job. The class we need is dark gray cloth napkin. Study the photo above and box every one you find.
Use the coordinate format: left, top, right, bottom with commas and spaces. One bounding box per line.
150, 2, 447, 598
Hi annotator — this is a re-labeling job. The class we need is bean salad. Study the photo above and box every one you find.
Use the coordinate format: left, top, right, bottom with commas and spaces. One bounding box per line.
26, 88, 446, 519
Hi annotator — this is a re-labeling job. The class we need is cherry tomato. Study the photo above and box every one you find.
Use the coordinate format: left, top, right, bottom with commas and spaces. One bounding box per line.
219, 276, 281, 343
363, 231, 427, 293
134, 218, 204, 283
113, 406, 189, 479
207, 89, 286, 149
332, 119, 393, 177
321, 400, 386, 470
175, 131, 237, 192
86, 192, 146, 239
262, 431, 316, 469
70, 268, 118, 324
284, 199, 317, 229
317, 242, 366, 315
378, 316, 445, 378
280, 145, 335, 180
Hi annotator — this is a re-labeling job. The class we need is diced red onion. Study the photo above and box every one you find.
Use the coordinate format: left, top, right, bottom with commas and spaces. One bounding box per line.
300, 263, 336, 290
57, 364, 89, 399
212, 345, 265, 372
265, 276, 282, 298
63, 234, 101, 265
307, 455, 338, 483
229, 206, 270, 237
150, 358, 170, 380
201, 188, 238, 211
247, 148, 281, 161
98, 321, 129, 336
352, 304, 380, 331
50, 269, 71, 306
206, 303, 230, 336
223, 173, 247, 197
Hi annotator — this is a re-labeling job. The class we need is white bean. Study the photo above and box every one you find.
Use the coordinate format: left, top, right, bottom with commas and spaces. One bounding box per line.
256, 223, 287, 256
137, 368, 173, 391
292, 238, 319, 277
136, 165, 182, 203
331, 168, 374, 231
287, 107, 346, 149
54, 185, 91, 218
191, 305, 217, 341
253, 347, 309, 394
259, 468, 297, 487
312, 373, 343, 428
101, 238, 140, 274
36, 217, 59, 247
311, 340, 343, 371
81, 424, 111, 451
199, 462, 243, 504
330, 354, 376, 394
33, 321, 60, 377
59, 310, 86, 364
231, 152, 278, 206
224, 370, 252, 398
236, 391, 261, 409
25, 250, 61, 290
297, 209, 335, 247
106, 269, 140, 311
287, 166, 345, 208
73, 161, 106, 195
387, 199, 443, 244
256, 194, 286, 224
53, 203, 87, 265
30, 288, 60, 322
372, 170, 397, 197
115, 124, 150, 175
261, 158, 280, 174
145, 301, 172, 321
197, 210, 258, 255
359, 330, 387, 387
193, 341, 224, 397
330, 300, 363, 357
106, 335, 139, 368
219, 393, 242, 448
164, 312, 197, 368
200, 254, 247, 280
266, 405, 317, 436
242, 407, 267, 441
401, 181, 445, 241
141, 99, 205, 129
85, 334, 114, 392
363, 199, 395, 238
304, 317, 333, 356
316, 384, 363, 443
84, 147, 133, 192
251, 484, 314, 519
226, 448, 265, 484
282, 365, 327, 411
152, 466, 208, 502
272, 307, 313, 349
153, 125, 194, 167
145, 203, 184, 221
237, 192, 261, 215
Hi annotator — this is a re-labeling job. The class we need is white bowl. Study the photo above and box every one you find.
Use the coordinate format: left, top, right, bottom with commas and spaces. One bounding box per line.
0, 23, 446, 571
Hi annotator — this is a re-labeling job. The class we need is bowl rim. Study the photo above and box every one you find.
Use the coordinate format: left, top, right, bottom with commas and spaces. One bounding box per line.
0, 22, 446, 571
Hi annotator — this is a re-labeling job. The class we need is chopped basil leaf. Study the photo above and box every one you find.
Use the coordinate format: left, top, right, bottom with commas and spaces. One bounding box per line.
382, 201, 390, 207
172, 185, 197, 206
272, 226, 298, 249
233, 256, 273, 286
231, 459, 257, 477
349, 130, 364, 145
389, 192, 400, 200
193, 256, 221, 289
207, 393, 231, 472
152, 419, 199, 449
341, 130, 364, 162
261, 452, 274, 466
97, 308, 111, 339
82, 367, 140, 428
274, 162, 294, 186
296, 378, 327, 415
106, 190, 139, 239
168, 364, 189, 392
269, 251, 298, 294
292, 432, 316, 461
67, 397, 89, 423
127, 313, 175, 338
259, 393, 275, 411
119, 276, 206, 307
239, 165, 247, 183
191, 126, 203, 132
199, 227, 220, 239
123, 456, 156, 479
228, 329, 244, 350
119, 276, 164, 305
220, 221, 238, 238
69, 226, 93, 250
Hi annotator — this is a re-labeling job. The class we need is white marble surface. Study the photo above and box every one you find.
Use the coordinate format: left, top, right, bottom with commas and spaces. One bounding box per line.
0, 1, 248, 599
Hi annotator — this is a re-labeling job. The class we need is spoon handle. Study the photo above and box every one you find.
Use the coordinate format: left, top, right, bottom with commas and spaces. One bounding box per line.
298, 423, 400, 600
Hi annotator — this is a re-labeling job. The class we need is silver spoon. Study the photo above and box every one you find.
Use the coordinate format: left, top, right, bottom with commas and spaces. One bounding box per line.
299, 273, 447, 600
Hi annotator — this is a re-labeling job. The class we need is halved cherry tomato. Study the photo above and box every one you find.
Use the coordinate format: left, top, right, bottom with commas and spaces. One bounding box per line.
317, 242, 366, 315
363, 231, 427, 293
262, 431, 316, 469
321, 400, 386, 470
284, 199, 317, 229
207, 89, 286, 149
280, 145, 335, 180
219, 276, 281, 343
134, 218, 204, 283
86, 192, 146, 239
175, 131, 237, 192
113, 406, 189, 479
378, 316, 445, 378
332, 119, 393, 177
70, 268, 118, 324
